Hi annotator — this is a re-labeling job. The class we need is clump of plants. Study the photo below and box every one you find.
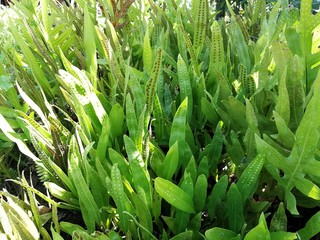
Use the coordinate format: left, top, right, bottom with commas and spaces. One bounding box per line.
0, 0, 320, 239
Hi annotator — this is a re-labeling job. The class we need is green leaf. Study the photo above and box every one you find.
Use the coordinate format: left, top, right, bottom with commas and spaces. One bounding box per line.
124, 135, 144, 165
185, 156, 197, 184
125, 94, 138, 141
209, 122, 224, 173
68, 136, 100, 233
109, 103, 124, 138
222, 97, 247, 129
271, 40, 292, 74
193, 0, 207, 54
275, 70, 290, 124
0, 114, 39, 162
107, 164, 132, 232
0, 202, 13, 236
201, 97, 219, 125
161, 141, 179, 180
298, 0, 320, 91
229, 17, 251, 71
152, 93, 166, 139
96, 116, 111, 163
60, 222, 86, 236
209, 21, 225, 73
170, 230, 193, 240
236, 154, 265, 203
106, 19, 126, 71
244, 214, 269, 240
0, 75, 13, 91
48, 160, 77, 196
128, 70, 145, 115
135, 106, 147, 153
225, 130, 245, 166
198, 156, 209, 178
8, 20, 53, 97
227, 183, 244, 233
39, 0, 50, 40
281, 74, 320, 207
205, 228, 237, 240
297, 211, 320, 239
179, 25, 200, 77
177, 55, 193, 122
174, 173, 193, 234
95, 26, 125, 91
85, 162, 107, 208
244, 99, 259, 160
16, 83, 49, 128
1, 199, 39, 239
188, 212, 202, 232
273, 111, 295, 149
155, 177, 195, 213
146, 48, 163, 114
84, 4, 97, 75
45, 182, 78, 206
130, 160, 152, 210
270, 203, 287, 232
287, 55, 305, 129
131, 192, 153, 239
193, 174, 207, 213
109, 148, 130, 179
51, 225, 64, 240
251, 0, 266, 25
169, 98, 188, 159
270, 231, 297, 240
143, 27, 153, 74
207, 175, 228, 220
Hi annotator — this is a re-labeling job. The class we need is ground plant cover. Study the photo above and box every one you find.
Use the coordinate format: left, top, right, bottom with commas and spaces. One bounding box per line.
0, 0, 320, 239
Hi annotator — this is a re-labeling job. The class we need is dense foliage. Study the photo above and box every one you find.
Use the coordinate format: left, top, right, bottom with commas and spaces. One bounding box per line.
1, 0, 320, 239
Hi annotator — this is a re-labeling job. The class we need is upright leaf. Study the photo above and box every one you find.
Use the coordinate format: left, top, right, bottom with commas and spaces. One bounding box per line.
275, 69, 290, 124
297, 211, 320, 239
270, 203, 287, 232
160, 141, 179, 180
193, 0, 207, 54
68, 136, 100, 233
84, 4, 97, 76
8, 20, 53, 97
169, 98, 188, 161
143, 28, 153, 74
155, 177, 195, 214
244, 214, 270, 240
227, 183, 244, 233
177, 55, 193, 122
146, 48, 163, 114
236, 154, 265, 203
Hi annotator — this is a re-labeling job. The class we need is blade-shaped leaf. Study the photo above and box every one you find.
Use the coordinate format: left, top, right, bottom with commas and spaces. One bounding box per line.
155, 177, 195, 214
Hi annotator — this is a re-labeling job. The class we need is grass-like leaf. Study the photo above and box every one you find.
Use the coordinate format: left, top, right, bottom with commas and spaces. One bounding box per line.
68, 136, 100, 232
